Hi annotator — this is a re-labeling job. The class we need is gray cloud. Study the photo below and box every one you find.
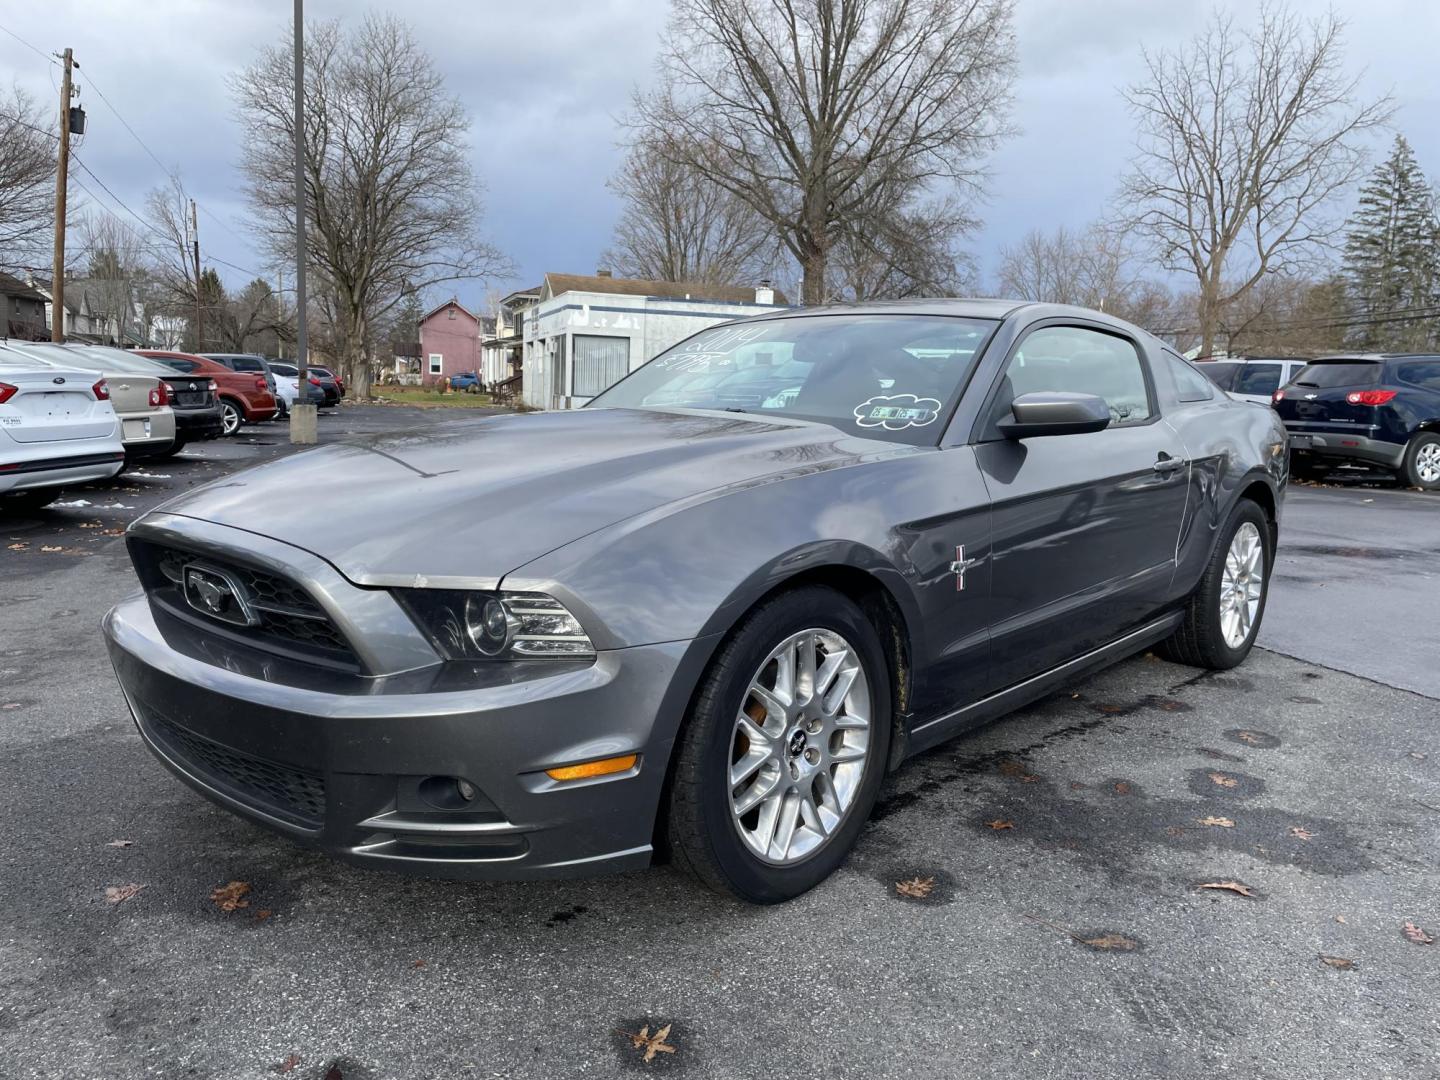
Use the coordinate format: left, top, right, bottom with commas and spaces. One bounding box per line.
2, 0, 1435, 306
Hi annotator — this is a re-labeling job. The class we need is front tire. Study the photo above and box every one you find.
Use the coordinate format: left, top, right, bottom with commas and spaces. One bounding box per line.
666, 585, 892, 903
1401, 432, 1440, 491
1157, 499, 1272, 670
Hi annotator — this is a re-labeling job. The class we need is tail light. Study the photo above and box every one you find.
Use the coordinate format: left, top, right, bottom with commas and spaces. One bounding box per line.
92, 379, 109, 400
1346, 390, 1397, 406
309, 376, 322, 386
254, 376, 267, 391
148, 387, 164, 407
1272, 390, 1285, 403
0, 382, 17, 405
161, 382, 176, 405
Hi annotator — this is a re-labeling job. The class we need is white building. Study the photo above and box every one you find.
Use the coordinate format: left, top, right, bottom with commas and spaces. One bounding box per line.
519, 272, 788, 410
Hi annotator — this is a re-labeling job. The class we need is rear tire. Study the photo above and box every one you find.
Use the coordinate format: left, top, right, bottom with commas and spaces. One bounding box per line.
1156, 499, 1272, 670
1401, 432, 1440, 491
666, 585, 892, 903
1, 488, 61, 513
152, 438, 185, 460
219, 400, 243, 436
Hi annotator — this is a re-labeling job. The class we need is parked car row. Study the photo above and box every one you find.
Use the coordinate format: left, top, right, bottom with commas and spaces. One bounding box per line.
1196, 353, 1440, 490
0, 343, 341, 512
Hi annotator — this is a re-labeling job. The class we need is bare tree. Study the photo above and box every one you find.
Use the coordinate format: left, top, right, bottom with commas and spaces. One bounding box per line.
1119, 3, 1392, 357
0, 86, 55, 261
635, 0, 1015, 305
997, 224, 1140, 308
232, 13, 510, 397
830, 185, 976, 300
145, 175, 208, 349
604, 135, 777, 284
77, 211, 150, 343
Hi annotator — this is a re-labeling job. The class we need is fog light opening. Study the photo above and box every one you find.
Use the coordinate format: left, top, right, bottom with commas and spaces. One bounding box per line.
545, 754, 639, 783
419, 775, 480, 810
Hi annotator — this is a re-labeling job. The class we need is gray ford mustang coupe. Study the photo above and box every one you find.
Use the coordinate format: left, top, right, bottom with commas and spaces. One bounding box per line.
104, 300, 1286, 903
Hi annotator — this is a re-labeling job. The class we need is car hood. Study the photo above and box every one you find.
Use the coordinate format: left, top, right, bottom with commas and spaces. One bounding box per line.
154, 407, 912, 585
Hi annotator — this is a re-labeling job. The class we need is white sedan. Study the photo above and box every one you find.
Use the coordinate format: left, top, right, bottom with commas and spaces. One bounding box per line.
0, 352, 125, 513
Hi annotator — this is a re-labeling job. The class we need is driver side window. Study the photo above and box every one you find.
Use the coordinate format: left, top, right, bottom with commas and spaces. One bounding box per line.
993, 326, 1152, 427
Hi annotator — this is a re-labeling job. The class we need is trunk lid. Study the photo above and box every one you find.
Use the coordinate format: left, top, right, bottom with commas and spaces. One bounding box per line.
0, 366, 116, 444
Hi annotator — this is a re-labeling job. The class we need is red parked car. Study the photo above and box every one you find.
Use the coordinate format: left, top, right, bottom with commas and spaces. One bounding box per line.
140, 351, 279, 436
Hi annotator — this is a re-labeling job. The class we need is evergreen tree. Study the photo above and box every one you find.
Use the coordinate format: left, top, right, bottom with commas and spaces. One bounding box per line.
1342, 135, 1440, 351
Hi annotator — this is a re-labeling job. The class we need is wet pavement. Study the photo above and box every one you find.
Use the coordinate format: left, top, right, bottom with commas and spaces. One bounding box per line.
1, 411, 1437, 1080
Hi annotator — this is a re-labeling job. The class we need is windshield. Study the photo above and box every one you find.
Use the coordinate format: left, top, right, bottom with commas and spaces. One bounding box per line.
588, 314, 996, 445
1292, 360, 1381, 388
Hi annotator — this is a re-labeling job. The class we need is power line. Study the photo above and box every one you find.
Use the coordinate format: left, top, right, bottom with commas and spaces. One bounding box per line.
77, 65, 171, 176
0, 21, 56, 65
0, 110, 57, 140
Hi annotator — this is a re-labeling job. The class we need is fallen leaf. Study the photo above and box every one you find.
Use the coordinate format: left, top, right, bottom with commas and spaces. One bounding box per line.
1165, 826, 1186, 837
105, 883, 145, 905
1289, 826, 1314, 841
986, 819, 1015, 830
79, 521, 104, 529
624, 1023, 677, 1064
1235, 731, 1263, 746
101, 528, 125, 537
107, 839, 135, 848
254, 909, 273, 921
1319, 955, 1355, 970
1081, 932, 1139, 951
998, 760, 1039, 783
40, 545, 62, 553
1069, 781, 1087, 790
1409, 751, 1427, 761
1207, 772, 1239, 788
1112, 781, 1132, 795
1402, 921, 1434, 945
275, 1053, 301, 1074
1197, 816, 1235, 828
210, 880, 251, 912
1198, 880, 1256, 898
1335, 915, 1347, 924
2, 703, 21, 710
6, 543, 26, 550
413, 959, 427, 969
895, 876, 935, 899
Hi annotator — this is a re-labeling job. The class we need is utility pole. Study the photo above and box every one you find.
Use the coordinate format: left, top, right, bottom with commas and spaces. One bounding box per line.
190, 199, 203, 351
290, 0, 316, 443
50, 48, 74, 343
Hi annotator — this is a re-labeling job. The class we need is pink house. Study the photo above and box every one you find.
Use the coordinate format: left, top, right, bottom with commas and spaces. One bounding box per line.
418, 299, 482, 386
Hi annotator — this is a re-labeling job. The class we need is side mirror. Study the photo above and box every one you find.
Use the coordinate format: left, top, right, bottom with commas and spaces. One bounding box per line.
997, 391, 1111, 439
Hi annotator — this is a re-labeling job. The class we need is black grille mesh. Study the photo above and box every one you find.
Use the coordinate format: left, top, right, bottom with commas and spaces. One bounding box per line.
142, 543, 358, 667
147, 713, 326, 828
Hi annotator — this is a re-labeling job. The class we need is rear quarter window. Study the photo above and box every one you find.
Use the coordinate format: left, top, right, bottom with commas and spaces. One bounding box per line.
1392, 359, 1440, 391
1165, 353, 1215, 402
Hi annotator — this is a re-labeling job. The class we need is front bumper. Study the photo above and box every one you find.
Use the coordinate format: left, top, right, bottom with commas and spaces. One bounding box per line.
104, 592, 697, 880
1287, 428, 1406, 469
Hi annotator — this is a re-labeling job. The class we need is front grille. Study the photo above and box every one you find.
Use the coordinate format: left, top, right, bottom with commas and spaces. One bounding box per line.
131, 539, 360, 670
145, 713, 325, 829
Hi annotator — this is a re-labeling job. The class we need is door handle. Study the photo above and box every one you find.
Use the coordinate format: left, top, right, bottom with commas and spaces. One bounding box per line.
1153, 455, 1186, 474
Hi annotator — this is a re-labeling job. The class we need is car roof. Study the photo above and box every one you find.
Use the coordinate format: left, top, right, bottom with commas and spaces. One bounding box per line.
1313, 353, 1440, 362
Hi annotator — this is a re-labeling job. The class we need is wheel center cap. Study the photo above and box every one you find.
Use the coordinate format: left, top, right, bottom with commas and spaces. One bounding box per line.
787, 730, 807, 758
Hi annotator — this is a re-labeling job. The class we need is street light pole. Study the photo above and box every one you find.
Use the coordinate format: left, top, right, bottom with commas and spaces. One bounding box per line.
290, 0, 317, 444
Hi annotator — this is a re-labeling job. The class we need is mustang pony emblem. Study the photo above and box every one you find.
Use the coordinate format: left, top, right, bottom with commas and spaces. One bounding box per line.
950, 545, 982, 591
182, 565, 257, 627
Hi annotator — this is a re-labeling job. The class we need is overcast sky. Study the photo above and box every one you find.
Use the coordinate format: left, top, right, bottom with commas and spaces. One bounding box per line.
3, 0, 1437, 309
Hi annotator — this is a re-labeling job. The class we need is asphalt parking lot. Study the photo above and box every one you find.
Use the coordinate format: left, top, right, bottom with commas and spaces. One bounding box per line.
1, 408, 1436, 1080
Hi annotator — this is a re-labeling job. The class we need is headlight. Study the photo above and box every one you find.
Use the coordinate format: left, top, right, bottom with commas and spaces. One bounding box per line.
396, 589, 595, 660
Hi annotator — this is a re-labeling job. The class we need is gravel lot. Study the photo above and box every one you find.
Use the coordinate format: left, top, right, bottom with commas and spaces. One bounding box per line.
1, 407, 1436, 1080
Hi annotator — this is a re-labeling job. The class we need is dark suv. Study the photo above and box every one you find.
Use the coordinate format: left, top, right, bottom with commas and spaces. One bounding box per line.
1273, 355, 1440, 490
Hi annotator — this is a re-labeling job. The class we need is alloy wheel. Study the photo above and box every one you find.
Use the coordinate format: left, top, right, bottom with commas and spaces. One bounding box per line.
727, 628, 871, 865
220, 403, 241, 436
1416, 442, 1440, 485
1219, 522, 1264, 648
